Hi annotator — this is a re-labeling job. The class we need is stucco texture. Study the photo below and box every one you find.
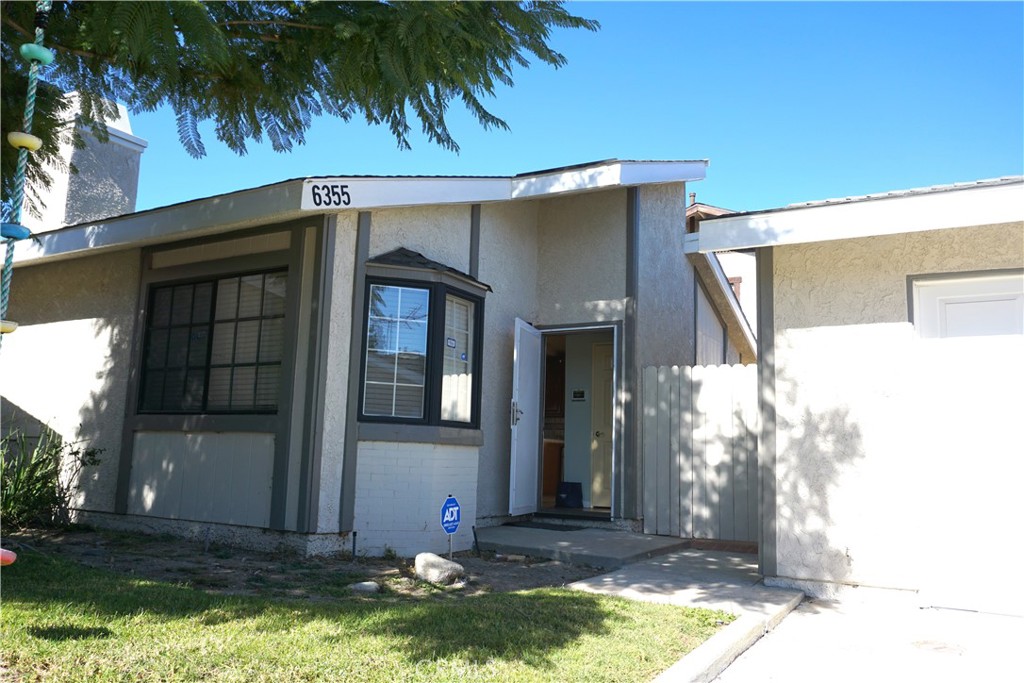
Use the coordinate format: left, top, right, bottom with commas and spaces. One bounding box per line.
316, 213, 359, 532
536, 189, 626, 325
476, 201, 540, 520
636, 183, 695, 367
771, 223, 1024, 594
1, 249, 141, 513
368, 204, 471, 273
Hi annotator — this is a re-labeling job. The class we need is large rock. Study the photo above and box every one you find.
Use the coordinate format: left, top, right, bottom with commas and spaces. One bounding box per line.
415, 552, 465, 585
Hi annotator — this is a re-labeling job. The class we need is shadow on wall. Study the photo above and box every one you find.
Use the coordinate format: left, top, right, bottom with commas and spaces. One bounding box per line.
773, 362, 865, 586
1, 253, 137, 515
74, 314, 134, 512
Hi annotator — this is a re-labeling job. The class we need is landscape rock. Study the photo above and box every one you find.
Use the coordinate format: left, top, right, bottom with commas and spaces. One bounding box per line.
350, 581, 381, 593
414, 552, 465, 585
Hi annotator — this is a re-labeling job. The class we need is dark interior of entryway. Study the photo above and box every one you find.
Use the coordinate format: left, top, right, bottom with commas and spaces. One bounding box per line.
538, 331, 613, 520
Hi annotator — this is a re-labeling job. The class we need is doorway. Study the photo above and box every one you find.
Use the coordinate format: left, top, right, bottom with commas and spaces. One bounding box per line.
539, 329, 615, 519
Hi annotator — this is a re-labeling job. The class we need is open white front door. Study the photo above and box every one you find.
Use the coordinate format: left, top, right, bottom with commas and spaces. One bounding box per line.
509, 318, 542, 516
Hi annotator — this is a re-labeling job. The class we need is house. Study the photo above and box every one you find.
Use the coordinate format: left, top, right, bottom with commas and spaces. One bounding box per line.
692, 177, 1024, 614
1, 148, 756, 557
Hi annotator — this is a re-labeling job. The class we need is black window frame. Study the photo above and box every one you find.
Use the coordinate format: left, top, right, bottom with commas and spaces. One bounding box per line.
358, 276, 485, 429
137, 267, 289, 416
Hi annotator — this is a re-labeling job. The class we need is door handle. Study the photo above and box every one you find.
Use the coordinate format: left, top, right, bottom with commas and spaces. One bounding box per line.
510, 400, 523, 427
595, 430, 604, 437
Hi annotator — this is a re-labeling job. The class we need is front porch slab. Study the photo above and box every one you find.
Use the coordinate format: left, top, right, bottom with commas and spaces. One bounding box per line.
474, 525, 689, 569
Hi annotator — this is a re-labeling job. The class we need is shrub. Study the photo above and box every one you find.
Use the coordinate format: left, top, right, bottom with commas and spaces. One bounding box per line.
0, 430, 101, 528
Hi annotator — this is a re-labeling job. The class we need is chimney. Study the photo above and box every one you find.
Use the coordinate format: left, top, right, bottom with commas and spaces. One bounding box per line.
22, 93, 147, 233
689, 192, 696, 206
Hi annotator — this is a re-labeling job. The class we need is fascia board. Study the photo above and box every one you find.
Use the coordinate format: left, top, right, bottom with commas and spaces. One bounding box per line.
698, 181, 1024, 252
510, 160, 708, 199
15, 180, 306, 265
511, 163, 624, 198
14, 161, 709, 266
300, 177, 511, 210
618, 160, 708, 186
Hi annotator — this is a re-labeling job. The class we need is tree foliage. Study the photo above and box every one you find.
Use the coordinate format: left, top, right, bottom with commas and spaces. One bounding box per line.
1, 0, 597, 214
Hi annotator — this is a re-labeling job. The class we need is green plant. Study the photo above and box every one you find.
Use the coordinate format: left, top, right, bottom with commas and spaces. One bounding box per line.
0, 430, 101, 528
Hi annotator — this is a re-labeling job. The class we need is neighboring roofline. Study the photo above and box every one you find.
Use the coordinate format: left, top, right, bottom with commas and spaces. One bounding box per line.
15, 159, 708, 266
694, 176, 1024, 253
688, 249, 757, 362
685, 202, 732, 216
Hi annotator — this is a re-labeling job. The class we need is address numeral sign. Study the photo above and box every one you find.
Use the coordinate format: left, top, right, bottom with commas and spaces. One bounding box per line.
307, 183, 351, 207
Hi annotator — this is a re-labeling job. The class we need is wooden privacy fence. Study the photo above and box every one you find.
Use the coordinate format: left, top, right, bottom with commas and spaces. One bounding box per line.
641, 364, 758, 541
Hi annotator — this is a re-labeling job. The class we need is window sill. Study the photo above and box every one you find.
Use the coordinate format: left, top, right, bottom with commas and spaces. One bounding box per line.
357, 422, 483, 447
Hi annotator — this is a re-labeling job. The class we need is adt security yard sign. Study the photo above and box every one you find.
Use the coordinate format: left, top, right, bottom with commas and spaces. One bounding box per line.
440, 495, 461, 535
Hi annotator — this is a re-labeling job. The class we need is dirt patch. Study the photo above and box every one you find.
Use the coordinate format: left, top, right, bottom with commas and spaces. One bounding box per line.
2, 527, 603, 600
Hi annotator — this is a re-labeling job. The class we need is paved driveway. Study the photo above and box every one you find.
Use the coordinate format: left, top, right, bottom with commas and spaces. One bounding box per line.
714, 595, 1023, 682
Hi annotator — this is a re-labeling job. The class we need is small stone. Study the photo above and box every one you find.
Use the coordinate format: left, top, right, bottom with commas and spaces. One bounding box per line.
350, 581, 380, 593
415, 552, 465, 585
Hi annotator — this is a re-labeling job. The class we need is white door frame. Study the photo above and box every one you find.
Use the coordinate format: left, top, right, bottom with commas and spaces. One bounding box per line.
536, 322, 620, 518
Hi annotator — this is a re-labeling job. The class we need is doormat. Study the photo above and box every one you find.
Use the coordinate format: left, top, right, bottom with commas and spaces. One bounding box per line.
506, 521, 588, 532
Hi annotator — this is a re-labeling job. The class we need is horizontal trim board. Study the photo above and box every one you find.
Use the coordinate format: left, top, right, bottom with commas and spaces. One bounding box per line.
698, 181, 1024, 252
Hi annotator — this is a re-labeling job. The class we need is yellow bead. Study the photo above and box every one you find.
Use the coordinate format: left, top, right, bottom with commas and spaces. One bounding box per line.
7, 131, 42, 151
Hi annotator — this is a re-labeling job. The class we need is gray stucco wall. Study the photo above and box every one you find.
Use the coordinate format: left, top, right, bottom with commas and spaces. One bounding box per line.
769, 222, 1024, 597
536, 190, 627, 325
316, 214, 359, 532
476, 201, 540, 521
636, 183, 694, 367
1, 249, 141, 513
65, 134, 142, 225
368, 204, 471, 271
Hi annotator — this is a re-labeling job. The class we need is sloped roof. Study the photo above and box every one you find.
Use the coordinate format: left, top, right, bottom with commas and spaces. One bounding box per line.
367, 248, 492, 291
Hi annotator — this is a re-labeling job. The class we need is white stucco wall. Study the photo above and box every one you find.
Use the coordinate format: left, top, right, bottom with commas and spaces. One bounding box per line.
536, 189, 627, 325
353, 441, 478, 556
770, 223, 1024, 601
1, 249, 141, 513
476, 201, 540, 520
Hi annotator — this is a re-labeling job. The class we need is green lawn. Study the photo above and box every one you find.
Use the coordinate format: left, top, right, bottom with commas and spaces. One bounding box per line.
1, 549, 733, 682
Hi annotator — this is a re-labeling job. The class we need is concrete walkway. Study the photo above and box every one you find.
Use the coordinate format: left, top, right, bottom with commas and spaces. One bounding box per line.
568, 550, 803, 682
713, 593, 1024, 683
476, 525, 804, 682
477, 524, 1023, 681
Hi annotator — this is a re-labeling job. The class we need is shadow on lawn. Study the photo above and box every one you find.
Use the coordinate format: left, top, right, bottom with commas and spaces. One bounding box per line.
28, 625, 113, 641
8, 549, 612, 667
355, 589, 611, 667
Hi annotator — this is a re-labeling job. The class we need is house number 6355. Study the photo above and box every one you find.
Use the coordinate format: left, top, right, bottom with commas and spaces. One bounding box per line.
309, 184, 351, 207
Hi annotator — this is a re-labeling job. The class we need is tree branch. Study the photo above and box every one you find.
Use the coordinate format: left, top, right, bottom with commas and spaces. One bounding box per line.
216, 20, 326, 31
1, 14, 104, 62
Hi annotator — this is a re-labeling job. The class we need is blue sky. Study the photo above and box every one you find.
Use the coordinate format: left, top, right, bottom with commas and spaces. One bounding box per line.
130, 1, 1023, 213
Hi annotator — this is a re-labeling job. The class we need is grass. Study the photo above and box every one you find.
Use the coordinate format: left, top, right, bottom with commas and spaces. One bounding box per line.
0, 548, 734, 682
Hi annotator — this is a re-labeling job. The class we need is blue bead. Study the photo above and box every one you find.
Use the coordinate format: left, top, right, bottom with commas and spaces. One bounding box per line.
1, 223, 32, 240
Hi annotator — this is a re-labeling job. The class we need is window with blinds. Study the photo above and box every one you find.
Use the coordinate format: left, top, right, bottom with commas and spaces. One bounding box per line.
359, 280, 482, 427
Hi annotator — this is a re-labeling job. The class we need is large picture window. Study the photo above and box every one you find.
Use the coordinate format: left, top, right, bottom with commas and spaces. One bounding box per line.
140, 270, 288, 413
360, 279, 482, 426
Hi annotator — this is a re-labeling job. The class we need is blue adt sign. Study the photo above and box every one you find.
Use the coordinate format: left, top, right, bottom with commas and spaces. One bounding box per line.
440, 496, 461, 535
